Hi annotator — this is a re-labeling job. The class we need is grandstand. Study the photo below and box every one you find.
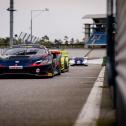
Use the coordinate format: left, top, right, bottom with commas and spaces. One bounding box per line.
82, 14, 107, 47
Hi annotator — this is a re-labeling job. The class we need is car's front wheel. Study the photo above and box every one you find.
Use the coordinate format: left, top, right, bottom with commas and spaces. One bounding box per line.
48, 65, 54, 78
57, 66, 61, 75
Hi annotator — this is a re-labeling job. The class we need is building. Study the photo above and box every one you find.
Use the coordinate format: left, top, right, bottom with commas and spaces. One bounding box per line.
82, 14, 107, 47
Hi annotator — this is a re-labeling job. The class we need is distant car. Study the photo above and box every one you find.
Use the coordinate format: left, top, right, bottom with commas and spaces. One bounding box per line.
60, 50, 69, 72
69, 57, 88, 66
0, 44, 61, 78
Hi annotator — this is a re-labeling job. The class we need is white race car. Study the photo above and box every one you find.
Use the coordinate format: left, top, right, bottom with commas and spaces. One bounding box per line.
69, 57, 88, 66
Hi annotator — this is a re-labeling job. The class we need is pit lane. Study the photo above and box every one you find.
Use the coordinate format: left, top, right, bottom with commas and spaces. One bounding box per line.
0, 49, 105, 126
0, 64, 101, 126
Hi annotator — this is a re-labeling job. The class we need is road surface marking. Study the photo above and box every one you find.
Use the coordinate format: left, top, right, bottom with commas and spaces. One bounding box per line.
74, 66, 105, 126
57, 76, 97, 79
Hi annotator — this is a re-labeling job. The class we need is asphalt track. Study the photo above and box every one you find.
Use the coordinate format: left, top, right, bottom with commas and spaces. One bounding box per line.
0, 64, 102, 126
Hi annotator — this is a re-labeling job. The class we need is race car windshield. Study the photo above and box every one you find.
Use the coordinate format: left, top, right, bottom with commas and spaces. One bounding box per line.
76, 57, 84, 60
3, 48, 46, 56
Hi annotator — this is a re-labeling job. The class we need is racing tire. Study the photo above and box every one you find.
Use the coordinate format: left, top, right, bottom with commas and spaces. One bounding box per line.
57, 66, 61, 75
48, 65, 54, 78
64, 59, 69, 72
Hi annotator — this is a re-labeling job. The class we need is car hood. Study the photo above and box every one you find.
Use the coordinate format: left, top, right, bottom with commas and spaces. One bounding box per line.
0, 55, 45, 67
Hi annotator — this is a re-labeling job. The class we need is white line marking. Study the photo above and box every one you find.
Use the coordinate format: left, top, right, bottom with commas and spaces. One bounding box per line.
88, 58, 103, 65
74, 66, 105, 126
59, 76, 97, 79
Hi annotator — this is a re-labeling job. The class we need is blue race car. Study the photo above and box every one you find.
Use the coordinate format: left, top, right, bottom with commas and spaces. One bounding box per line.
0, 44, 61, 77
69, 57, 88, 66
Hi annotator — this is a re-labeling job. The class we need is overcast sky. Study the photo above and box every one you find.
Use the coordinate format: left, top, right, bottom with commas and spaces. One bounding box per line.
0, 0, 106, 41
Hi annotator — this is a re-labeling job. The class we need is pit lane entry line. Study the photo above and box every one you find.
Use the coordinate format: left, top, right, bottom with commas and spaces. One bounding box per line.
74, 66, 105, 126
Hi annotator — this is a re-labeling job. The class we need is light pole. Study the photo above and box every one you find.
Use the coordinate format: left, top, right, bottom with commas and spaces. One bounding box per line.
30, 8, 49, 43
7, 0, 16, 47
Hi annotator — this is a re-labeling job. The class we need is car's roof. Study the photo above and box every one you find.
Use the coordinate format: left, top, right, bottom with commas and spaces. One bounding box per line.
11, 44, 46, 49
71, 57, 88, 59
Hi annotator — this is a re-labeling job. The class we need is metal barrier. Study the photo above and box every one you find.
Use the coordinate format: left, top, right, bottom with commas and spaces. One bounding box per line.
107, 0, 126, 125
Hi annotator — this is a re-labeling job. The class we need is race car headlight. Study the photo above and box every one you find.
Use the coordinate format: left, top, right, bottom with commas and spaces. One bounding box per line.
69, 60, 75, 64
32, 59, 48, 66
72, 60, 75, 63
82, 59, 88, 64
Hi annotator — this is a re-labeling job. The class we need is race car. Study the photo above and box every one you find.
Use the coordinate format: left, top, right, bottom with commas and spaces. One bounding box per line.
0, 44, 61, 78
69, 57, 88, 66
60, 50, 69, 72
50, 50, 61, 75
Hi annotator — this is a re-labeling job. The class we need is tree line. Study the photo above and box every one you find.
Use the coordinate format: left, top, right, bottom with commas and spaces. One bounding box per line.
0, 35, 85, 48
